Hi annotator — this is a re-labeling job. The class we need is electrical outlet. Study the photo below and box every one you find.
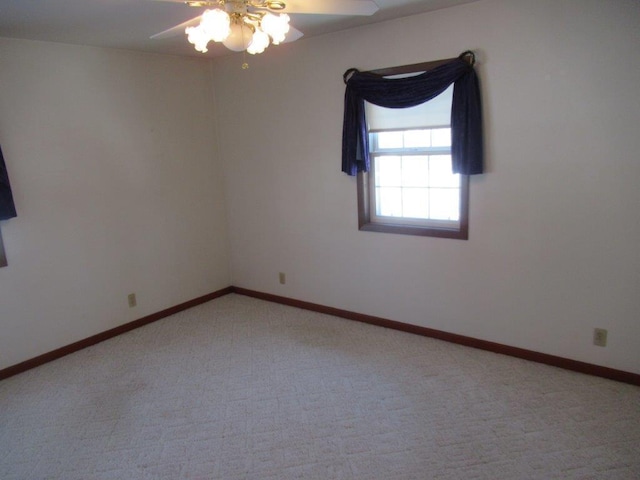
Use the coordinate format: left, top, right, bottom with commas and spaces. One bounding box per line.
593, 328, 607, 347
279, 272, 286, 285
128, 293, 137, 308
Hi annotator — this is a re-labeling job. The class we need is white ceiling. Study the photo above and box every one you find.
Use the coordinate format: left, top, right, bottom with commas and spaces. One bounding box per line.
0, 0, 480, 58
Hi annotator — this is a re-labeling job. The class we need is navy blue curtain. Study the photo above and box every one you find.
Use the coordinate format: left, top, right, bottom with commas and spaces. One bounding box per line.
342, 51, 483, 176
0, 145, 17, 221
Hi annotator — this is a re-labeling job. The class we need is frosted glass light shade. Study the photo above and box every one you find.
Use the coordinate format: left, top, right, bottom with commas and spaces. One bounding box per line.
200, 9, 231, 42
185, 25, 210, 53
261, 13, 290, 44
247, 28, 269, 54
223, 23, 253, 51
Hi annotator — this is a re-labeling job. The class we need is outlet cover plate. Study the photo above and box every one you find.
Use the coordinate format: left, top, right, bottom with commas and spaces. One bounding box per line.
593, 328, 607, 347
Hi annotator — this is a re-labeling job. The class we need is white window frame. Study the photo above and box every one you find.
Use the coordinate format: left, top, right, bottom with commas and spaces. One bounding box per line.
368, 127, 462, 232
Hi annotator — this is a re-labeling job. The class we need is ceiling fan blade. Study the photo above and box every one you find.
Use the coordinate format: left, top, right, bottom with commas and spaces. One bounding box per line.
150, 14, 203, 40
277, 0, 379, 16
150, 0, 217, 5
282, 26, 304, 43
148, 0, 378, 15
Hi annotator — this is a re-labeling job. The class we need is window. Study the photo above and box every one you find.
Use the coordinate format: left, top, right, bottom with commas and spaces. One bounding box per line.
357, 73, 469, 240
369, 127, 465, 229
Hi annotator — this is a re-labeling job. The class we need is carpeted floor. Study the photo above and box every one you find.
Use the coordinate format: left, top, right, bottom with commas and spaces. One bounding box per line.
1, 294, 639, 479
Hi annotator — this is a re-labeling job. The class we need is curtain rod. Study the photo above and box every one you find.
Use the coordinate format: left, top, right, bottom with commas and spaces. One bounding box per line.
364, 51, 475, 77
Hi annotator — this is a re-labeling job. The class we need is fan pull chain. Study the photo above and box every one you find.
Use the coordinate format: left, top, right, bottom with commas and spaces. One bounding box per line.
241, 24, 249, 69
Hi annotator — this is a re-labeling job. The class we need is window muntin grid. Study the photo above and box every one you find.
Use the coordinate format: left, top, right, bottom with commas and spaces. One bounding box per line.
369, 128, 461, 228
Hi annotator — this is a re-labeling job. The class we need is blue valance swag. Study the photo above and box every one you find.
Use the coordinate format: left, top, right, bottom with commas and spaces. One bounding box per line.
341, 51, 483, 176
0, 145, 17, 221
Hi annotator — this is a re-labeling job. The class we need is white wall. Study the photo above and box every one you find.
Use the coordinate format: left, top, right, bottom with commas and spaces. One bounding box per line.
212, 0, 640, 374
0, 39, 231, 369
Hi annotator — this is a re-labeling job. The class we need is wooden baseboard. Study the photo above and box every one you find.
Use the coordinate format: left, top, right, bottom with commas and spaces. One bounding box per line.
3, 285, 638, 387
232, 287, 640, 386
0, 287, 234, 381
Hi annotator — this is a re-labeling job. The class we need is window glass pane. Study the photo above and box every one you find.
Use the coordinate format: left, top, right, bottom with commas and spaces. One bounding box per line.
429, 155, 459, 188
376, 187, 402, 217
429, 188, 460, 220
402, 188, 429, 219
377, 131, 403, 149
432, 128, 451, 147
403, 129, 430, 148
401, 156, 429, 187
375, 156, 401, 187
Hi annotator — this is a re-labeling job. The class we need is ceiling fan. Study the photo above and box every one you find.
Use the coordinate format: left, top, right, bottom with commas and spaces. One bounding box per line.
150, 0, 380, 56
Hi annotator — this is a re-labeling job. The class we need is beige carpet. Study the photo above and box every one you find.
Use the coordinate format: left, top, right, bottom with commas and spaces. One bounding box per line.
1, 294, 639, 479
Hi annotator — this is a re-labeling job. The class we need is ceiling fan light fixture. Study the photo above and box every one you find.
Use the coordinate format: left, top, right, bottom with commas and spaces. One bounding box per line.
184, 4, 291, 55
154, 0, 381, 59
